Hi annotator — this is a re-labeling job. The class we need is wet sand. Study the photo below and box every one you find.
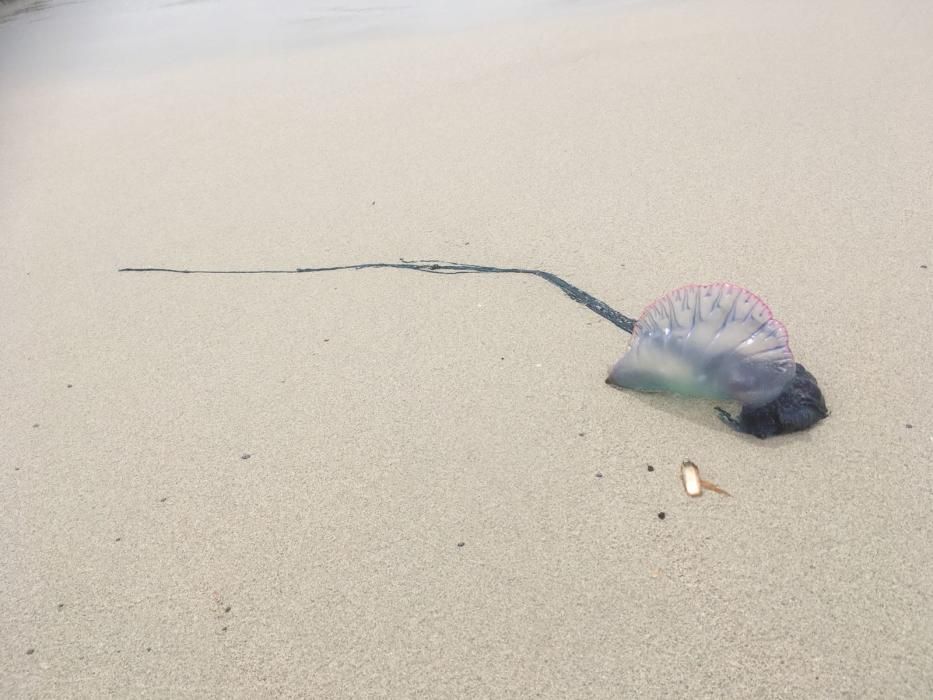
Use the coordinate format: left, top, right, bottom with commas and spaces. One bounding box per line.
2, 0, 932, 696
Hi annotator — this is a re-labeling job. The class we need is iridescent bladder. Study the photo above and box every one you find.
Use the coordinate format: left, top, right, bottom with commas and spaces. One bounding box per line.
606, 283, 796, 407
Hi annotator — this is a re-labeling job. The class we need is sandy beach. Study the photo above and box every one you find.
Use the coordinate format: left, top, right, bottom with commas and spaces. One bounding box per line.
2, 0, 932, 696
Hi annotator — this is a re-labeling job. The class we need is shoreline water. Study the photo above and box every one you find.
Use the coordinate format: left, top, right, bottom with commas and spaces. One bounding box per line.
0, 0, 640, 87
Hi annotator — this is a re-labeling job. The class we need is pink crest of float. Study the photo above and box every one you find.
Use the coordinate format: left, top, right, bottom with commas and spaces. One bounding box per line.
607, 283, 796, 407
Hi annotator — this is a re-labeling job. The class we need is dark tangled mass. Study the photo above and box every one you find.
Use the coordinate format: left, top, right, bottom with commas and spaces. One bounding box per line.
715, 364, 828, 439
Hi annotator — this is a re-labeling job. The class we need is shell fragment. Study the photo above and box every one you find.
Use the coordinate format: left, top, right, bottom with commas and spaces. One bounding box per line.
681, 460, 702, 496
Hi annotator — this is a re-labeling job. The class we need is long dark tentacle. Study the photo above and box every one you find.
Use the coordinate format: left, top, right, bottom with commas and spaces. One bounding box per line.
119, 259, 830, 438
119, 259, 637, 333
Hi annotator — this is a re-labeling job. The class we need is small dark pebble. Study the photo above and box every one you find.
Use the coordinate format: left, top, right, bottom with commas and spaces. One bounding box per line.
922, 264, 928, 269
32, 423, 39, 428
595, 472, 603, 478
221, 626, 228, 632
457, 542, 465, 547
224, 606, 231, 613
578, 432, 586, 437
14, 467, 19, 471
67, 384, 73, 388
371, 201, 375, 205
500, 357, 505, 360
323, 339, 329, 342
146, 647, 152, 652
241, 454, 251, 460
647, 465, 655, 472
906, 423, 913, 429
26, 648, 35, 655
657, 512, 666, 520
160, 497, 168, 503
115, 537, 122, 542
57, 603, 64, 610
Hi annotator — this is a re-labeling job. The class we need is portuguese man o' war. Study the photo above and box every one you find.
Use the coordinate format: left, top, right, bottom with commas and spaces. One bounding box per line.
119, 259, 828, 439
606, 283, 796, 406
604, 281, 827, 438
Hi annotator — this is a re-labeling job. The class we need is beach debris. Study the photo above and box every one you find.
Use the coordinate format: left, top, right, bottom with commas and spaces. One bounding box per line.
595, 472, 603, 478
700, 478, 731, 497
657, 512, 666, 520
211, 590, 233, 620
647, 464, 655, 472
681, 459, 732, 497
681, 460, 702, 496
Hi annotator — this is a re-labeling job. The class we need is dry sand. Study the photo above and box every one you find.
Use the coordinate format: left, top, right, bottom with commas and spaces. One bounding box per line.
2, 0, 932, 696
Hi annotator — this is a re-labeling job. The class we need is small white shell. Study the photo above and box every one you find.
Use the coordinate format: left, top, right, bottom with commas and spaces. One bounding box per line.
681, 460, 702, 497
607, 283, 796, 407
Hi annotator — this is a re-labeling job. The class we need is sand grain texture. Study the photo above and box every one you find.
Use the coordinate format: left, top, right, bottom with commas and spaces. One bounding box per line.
2, 0, 932, 696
